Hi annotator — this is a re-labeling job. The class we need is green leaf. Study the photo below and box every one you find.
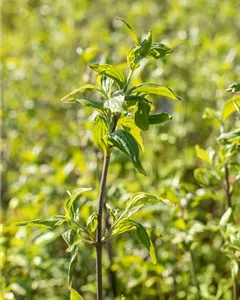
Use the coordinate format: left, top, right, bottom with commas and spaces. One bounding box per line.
14, 218, 63, 229
136, 223, 151, 250
134, 100, 151, 131
195, 145, 212, 164
116, 17, 140, 45
86, 213, 98, 233
60, 84, 99, 102
149, 239, 157, 265
128, 83, 181, 100
107, 129, 146, 175
90, 64, 126, 89
125, 192, 174, 217
118, 116, 144, 151
220, 208, 232, 226
74, 99, 105, 113
149, 43, 173, 59
105, 203, 119, 221
127, 31, 152, 70
111, 218, 136, 237
70, 288, 84, 300
62, 229, 77, 245
92, 115, 109, 154
226, 82, 240, 93
148, 113, 172, 125
218, 129, 240, 145
202, 107, 219, 120
221, 95, 240, 121
64, 188, 92, 219
97, 74, 114, 97
104, 93, 127, 113
68, 246, 78, 288
135, 223, 157, 265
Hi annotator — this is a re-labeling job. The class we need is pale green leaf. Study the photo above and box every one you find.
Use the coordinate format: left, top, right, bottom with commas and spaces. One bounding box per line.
60, 84, 99, 102
195, 145, 212, 164
86, 213, 98, 233
149, 239, 157, 265
116, 18, 140, 44
128, 83, 181, 100
90, 64, 126, 89
64, 188, 92, 219
104, 93, 127, 113
125, 192, 174, 217
70, 288, 84, 300
111, 218, 136, 237
226, 82, 240, 93
220, 208, 232, 227
92, 115, 109, 154
221, 95, 240, 121
68, 247, 78, 288
75, 99, 104, 113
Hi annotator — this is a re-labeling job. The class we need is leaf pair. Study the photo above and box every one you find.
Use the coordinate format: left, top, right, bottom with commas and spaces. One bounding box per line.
107, 129, 146, 175
107, 192, 175, 264
117, 18, 173, 70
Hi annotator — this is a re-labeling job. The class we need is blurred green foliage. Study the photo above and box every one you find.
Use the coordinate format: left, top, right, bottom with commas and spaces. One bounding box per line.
1, 0, 240, 299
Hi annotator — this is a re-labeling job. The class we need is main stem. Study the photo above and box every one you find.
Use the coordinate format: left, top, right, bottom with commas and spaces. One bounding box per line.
96, 155, 111, 300
224, 164, 232, 209
224, 165, 238, 299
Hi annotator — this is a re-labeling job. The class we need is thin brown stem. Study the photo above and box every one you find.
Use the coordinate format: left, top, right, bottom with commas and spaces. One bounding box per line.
224, 164, 232, 209
105, 207, 118, 298
96, 155, 111, 300
233, 273, 238, 300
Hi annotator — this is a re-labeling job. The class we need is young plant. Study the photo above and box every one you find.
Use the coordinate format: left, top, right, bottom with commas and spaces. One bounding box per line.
194, 83, 240, 299
15, 19, 180, 299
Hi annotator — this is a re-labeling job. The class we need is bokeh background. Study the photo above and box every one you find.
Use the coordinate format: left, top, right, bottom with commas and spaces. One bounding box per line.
1, 0, 240, 299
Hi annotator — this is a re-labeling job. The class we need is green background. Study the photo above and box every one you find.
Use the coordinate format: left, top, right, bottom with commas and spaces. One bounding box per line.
1, 0, 240, 299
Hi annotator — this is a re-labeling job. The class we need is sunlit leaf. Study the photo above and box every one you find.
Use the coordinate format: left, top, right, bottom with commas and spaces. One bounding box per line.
195, 145, 212, 164
111, 218, 136, 237
68, 247, 79, 288
74, 99, 105, 113
128, 83, 181, 100
220, 208, 232, 226
92, 115, 109, 154
116, 17, 140, 45
118, 116, 145, 151
104, 93, 127, 113
64, 188, 92, 219
14, 218, 64, 229
221, 95, 240, 121
226, 82, 240, 93
60, 84, 99, 102
90, 64, 126, 89
125, 192, 174, 217
70, 288, 84, 300
86, 213, 98, 233
149, 239, 157, 265
128, 31, 152, 70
